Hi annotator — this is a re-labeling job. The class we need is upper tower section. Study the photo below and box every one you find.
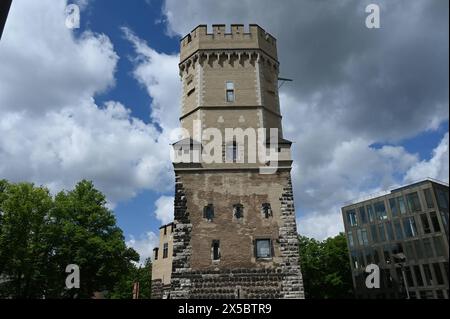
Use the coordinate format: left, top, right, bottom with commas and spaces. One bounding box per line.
180, 24, 278, 63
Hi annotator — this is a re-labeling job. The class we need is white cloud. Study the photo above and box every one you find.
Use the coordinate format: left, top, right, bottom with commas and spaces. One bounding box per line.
154, 195, 174, 225
126, 231, 159, 264
0, 0, 117, 114
297, 212, 344, 240
404, 133, 449, 183
122, 27, 181, 133
0, 0, 174, 206
157, 0, 448, 240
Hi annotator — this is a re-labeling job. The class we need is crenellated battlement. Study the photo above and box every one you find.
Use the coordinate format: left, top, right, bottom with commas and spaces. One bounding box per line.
180, 24, 277, 63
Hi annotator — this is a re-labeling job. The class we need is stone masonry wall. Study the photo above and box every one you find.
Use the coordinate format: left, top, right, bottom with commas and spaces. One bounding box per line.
170, 170, 304, 299
170, 175, 192, 298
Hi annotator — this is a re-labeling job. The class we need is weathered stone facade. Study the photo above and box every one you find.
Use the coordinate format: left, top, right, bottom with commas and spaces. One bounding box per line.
169, 171, 304, 299
152, 24, 304, 299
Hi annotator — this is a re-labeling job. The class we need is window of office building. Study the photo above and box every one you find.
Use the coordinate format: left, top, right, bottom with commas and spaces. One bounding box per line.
414, 265, 424, 286
359, 206, 367, 224
389, 198, 399, 217
347, 231, 354, 248
430, 211, 441, 232
423, 264, 434, 286
443, 262, 449, 283
403, 217, 418, 238
370, 224, 379, 243
423, 188, 434, 209
357, 250, 365, 268
420, 290, 434, 299
367, 204, 375, 222
385, 221, 395, 241
351, 250, 359, 269
383, 245, 391, 264
433, 236, 445, 257
420, 213, 431, 234
414, 240, 425, 260
406, 192, 422, 212
405, 241, 416, 261
436, 189, 448, 209
378, 224, 386, 242
373, 248, 380, 264
423, 238, 435, 259
433, 263, 444, 285
365, 249, 373, 264
394, 220, 404, 240
374, 201, 387, 220
163, 243, 169, 259
405, 267, 415, 287
357, 228, 369, 246
346, 209, 358, 227
391, 242, 404, 255
398, 196, 407, 214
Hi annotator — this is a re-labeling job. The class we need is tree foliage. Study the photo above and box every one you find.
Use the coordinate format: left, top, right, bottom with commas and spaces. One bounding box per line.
298, 233, 353, 299
0, 179, 139, 298
109, 257, 152, 299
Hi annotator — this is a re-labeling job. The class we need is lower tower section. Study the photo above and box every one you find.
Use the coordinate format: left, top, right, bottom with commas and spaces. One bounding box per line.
170, 170, 304, 299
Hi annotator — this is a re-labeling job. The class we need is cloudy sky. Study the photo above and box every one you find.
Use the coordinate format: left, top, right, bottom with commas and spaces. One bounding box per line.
0, 0, 448, 262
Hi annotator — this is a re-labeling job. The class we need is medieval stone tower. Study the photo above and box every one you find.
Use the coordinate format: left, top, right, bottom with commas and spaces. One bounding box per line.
168, 24, 304, 299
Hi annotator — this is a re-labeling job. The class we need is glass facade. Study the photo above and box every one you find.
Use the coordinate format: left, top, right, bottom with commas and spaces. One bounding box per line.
359, 206, 367, 224
403, 217, 418, 238
374, 201, 387, 220
347, 209, 358, 226
407, 192, 422, 212
424, 188, 434, 209
342, 180, 449, 299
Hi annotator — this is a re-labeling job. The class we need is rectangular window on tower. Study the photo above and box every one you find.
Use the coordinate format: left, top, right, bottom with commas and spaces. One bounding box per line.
226, 141, 238, 163
226, 81, 235, 102
212, 240, 220, 261
255, 239, 272, 259
163, 243, 168, 259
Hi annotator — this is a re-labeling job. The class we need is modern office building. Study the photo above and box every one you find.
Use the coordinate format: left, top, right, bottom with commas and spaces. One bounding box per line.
342, 179, 449, 299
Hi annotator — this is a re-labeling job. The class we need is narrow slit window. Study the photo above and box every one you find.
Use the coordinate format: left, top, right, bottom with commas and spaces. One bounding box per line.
203, 204, 214, 221
226, 81, 235, 102
212, 240, 220, 261
163, 243, 168, 259
187, 87, 195, 96
233, 204, 244, 219
262, 203, 272, 218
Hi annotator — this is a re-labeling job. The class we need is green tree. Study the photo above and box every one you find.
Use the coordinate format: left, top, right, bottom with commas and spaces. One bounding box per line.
299, 233, 353, 299
0, 179, 139, 299
109, 257, 152, 299
0, 182, 54, 298
48, 180, 139, 298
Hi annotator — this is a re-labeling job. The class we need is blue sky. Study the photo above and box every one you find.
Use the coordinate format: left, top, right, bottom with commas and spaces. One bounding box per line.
0, 0, 448, 262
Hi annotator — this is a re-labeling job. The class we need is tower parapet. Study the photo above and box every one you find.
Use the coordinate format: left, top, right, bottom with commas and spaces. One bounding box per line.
180, 24, 277, 63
